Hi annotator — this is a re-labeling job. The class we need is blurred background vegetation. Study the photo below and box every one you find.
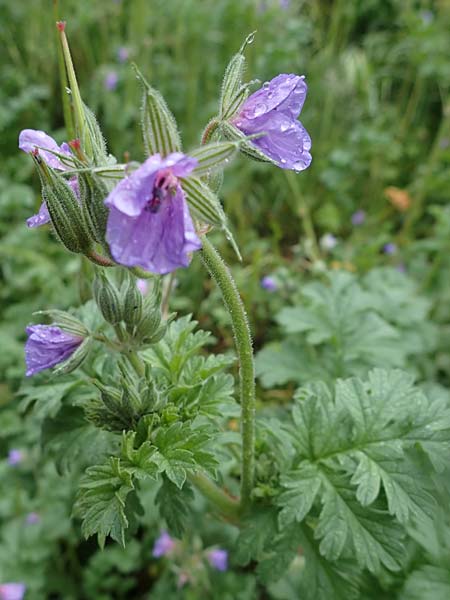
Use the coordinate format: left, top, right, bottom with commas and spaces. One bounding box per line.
1, 0, 450, 597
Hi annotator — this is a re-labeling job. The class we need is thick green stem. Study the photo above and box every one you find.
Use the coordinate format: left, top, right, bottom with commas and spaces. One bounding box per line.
188, 472, 240, 523
200, 235, 255, 510
126, 350, 146, 378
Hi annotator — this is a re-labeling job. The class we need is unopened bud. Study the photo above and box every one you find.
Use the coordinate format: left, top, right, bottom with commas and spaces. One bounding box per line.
123, 275, 143, 331
32, 155, 92, 254
92, 272, 123, 325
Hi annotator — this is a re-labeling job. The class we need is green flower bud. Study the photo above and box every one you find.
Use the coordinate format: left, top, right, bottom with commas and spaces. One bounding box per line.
123, 275, 143, 331
92, 272, 123, 325
32, 154, 92, 254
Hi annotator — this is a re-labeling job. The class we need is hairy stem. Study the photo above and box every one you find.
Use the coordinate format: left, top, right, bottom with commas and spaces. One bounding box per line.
201, 118, 220, 145
86, 250, 115, 267
200, 235, 255, 510
188, 472, 240, 523
126, 350, 146, 378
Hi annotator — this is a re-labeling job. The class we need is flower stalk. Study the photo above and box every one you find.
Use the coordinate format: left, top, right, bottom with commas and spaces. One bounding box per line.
200, 235, 255, 510
187, 472, 240, 523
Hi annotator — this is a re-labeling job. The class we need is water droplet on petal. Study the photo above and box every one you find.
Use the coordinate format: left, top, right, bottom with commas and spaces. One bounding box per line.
263, 81, 270, 89
293, 160, 306, 171
280, 121, 290, 132
253, 102, 267, 117
280, 158, 287, 164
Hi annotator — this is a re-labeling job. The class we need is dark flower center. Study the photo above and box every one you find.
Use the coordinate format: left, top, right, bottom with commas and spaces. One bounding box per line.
146, 169, 178, 213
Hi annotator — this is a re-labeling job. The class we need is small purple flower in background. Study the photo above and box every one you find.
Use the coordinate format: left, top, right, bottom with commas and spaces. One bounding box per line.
207, 549, 228, 571
279, 0, 290, 8
105, 71, 119, 91
25, 325, 83, 377
152, 531, 176, 557
232, 74, 311, 171
261, 275, 278, 292
383, 242, 397, 255
0, 583, 26, 600
105, 152, 202, 274
19, 129, 78, 228
25, 512, 40, 525
440, 138, 449, 150
117, 47, 129, 63
320, 233, 337, 250
351, 210, 366, 226
7, 449, 23, 467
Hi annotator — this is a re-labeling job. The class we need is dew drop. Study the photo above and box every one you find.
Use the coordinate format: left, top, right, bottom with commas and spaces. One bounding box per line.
280, 158, 287, 164
263, 81, 270, 89
293, 160, 306, 171
280, 121, 290, 132
253, 102, 267, 117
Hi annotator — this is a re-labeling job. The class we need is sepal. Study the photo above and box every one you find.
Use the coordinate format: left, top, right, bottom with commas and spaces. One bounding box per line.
79, 172, 110, 247
189, 141, 237, 176
181, 175, 227, 228
219, 121, 278, 166
53, 337, 92, 375
134, 65, 182, 157
33, 309, 90, 337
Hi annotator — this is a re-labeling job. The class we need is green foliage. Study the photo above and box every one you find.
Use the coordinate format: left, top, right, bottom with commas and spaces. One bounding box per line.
2, 0, 450, 597
256, 269, 437, 387
272, 369, 450, 598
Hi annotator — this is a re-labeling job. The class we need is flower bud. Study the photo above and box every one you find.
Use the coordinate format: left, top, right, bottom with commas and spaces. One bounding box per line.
123, 275, 143, 331
92, 272, 123, 325
32, 154, 92, 254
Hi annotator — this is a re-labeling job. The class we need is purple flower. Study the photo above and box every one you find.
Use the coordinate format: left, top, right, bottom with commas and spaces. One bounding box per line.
0, 583, 26, 600
261, 275, 278, 292
152, 531, 176, 557
351, 210, 366, 226
232, 74, 311, 171
25, 325, 83, 377
117, 47, 129, 63
105, 152, 202, 274
25, 512, 40, 525
19, 129, 77, 228
383, 242, 397, 255
207, 549, 228, 571
279, 0, 290, 8
440, 138, 449, 149
105, 71, 119, 91
7, 449, 23, 466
